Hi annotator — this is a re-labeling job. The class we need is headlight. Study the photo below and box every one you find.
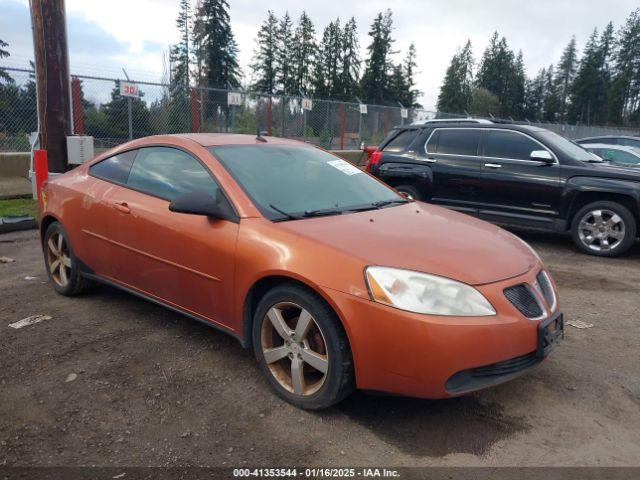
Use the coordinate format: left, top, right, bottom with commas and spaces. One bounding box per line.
365, 266, 496, 316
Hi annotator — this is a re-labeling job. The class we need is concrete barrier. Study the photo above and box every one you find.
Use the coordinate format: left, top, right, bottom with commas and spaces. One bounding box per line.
0, 152, 31, 199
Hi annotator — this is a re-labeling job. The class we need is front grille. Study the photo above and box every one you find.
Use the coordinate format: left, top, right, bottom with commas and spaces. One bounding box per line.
504, 284, 543, 319
536, 271, 555, 310
470, 352, 539, 377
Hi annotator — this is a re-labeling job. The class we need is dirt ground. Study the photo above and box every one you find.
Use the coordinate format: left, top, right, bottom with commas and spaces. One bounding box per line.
1, 228, 639, 468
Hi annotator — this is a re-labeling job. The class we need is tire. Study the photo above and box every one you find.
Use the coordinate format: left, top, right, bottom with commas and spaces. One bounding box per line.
43, 222, 91, 296
570, 201, 636, 257
395, 184, 422, 201
252, 283, 354, 410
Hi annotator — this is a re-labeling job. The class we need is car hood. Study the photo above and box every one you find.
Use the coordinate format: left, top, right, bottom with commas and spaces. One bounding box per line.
278, 202, 538, 286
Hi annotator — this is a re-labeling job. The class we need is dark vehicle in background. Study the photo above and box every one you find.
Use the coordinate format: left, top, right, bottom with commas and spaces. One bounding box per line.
576, 135, 640, 150
581, 143, 640, 166
366, 119, 640, 257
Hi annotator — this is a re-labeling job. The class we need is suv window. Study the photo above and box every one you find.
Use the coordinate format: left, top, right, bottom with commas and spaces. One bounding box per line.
127, 147, 219, 201
618, 138, 640, 148
428, 129, 481, 156
89, 150, 136, 184
600, 148, 640, 164
484, 130, 543, 160
383, 129, 419, 152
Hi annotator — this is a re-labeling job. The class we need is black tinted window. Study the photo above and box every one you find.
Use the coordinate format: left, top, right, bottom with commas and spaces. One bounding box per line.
383, 129, 419, 152
89, 151, 136, 184
484, 130, 542, 160
433, 129, 480, 156
127, 147, 218, 201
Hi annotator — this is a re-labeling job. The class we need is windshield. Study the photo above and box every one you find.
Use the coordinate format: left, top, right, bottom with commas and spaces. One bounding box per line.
537, 131, 598, 162
210, 145, 403, 220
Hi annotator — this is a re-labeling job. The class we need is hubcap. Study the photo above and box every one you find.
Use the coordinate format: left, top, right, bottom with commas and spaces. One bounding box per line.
47, 232, 72, 287
578, 209, 625, 252
261, 302, 329, 396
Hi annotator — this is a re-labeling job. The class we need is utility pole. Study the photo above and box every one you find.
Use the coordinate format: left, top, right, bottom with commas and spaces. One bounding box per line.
30, 0, 71, 173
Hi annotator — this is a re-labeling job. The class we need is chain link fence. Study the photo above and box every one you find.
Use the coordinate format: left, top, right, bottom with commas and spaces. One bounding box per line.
1, 66, 638, 153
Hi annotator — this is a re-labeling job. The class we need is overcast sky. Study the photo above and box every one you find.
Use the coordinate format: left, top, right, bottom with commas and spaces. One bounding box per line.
1, 0, 637, 109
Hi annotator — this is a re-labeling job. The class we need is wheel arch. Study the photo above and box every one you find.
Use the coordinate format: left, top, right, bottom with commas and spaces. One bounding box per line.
241, 274, 353, 352
566, 190, 640, 230
39, 214, 62, 244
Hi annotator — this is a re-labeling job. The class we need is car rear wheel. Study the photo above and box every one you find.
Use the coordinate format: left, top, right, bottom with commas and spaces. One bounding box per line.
395, 184, 421, 201
252, 284, 354, 410
44, 222, 91, 295
570, 201, 636, 257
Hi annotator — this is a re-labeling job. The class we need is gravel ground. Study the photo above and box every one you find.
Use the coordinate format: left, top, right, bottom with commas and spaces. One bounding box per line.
0, 229, 639, 467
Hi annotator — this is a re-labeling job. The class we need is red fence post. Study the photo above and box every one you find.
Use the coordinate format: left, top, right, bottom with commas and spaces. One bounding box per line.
339, 103, 345, 150
34, 149, 48, 206
71, 77, 84, 135
190, 88, 200, 133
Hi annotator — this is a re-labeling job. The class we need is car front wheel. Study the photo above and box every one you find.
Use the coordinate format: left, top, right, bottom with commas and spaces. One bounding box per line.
252, 284, 354, 410
570, 201, 636, 257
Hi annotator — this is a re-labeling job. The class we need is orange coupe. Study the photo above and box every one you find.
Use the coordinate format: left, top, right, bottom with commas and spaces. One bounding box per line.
39, 134, 563, 409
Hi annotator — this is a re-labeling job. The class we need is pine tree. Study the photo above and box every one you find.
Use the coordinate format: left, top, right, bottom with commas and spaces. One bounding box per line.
524, 68, 546, 121
505, 50, 526, 118
476, 32, 518, 117
291, 12, 317, 96
437, 40, 474, 114
276, 12, 295, 95
314, 19, 342, 97
402, 43, 421, 107
542, 65, 561, 122
193, 0, 240, 89
0, 39, 11, 83
608, 9, 640, 125
169, 0, 190, 95
338, 17, 360, 100
250, 11, 279, 94
360, 10, 394, 105
555, 37, 577, 121
388, 63, 409, 106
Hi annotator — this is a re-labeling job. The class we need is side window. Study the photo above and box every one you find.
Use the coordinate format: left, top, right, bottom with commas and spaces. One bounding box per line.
383, 129, 419, 153
609, 149, 640, 164
127, 147, 219, 201
619, 138, 640, 149
435, 129, 481, 156
89, 150, 136, 184
426, 131, 439, 154
484, 130, 544, 160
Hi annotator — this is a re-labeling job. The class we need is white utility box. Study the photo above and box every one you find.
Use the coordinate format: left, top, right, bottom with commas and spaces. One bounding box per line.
66, 136, 95, 165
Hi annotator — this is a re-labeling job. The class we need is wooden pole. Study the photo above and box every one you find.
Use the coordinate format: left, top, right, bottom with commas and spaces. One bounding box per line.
30, 0, 71, 173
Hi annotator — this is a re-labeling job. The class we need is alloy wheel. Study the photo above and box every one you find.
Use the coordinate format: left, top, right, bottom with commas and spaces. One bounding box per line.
577, 209, 626, 253
47, 232, 72, 287
261, 302, 329, 396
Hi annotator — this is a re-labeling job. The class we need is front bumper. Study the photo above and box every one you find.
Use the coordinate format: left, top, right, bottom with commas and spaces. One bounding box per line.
323, 267, 562, 399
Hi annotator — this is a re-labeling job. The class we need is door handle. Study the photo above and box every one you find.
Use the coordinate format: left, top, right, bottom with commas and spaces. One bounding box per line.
484, 163, 502, 168
424, 157, 437, 163
113, 202, 131, 214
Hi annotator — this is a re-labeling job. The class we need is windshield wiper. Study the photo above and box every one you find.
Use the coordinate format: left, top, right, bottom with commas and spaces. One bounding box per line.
371, 198, 410, 208
269, 204, 301, 221
303, 208, 344, 218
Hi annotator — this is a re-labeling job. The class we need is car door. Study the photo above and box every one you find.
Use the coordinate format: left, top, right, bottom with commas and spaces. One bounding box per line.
479, 129, 561, 230
420, 128, 483, 214
106, 146, 239, 328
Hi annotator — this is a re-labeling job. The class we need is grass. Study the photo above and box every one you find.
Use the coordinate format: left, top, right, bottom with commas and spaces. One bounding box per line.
0, 198, 37, 218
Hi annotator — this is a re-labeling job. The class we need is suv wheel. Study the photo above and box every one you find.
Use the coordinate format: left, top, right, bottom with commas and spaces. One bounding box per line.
395, 185, 421, 201
570, 201, 636, 257
252, 284, 354, 410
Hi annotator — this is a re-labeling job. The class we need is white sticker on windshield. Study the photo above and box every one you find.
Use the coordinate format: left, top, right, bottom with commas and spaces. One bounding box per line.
327, 159, 362, 176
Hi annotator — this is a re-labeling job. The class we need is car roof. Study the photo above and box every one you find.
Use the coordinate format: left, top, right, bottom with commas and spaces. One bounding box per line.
172, 133, 306, 147
577, 135, 640, 141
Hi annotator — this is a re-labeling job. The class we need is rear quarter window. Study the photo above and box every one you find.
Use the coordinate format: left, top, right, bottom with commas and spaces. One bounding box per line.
89, 150, 136, 184
382, 129, 419, 153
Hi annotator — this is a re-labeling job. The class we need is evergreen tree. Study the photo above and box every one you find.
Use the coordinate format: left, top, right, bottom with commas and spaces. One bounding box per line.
475, 32, 517, 117
101, 82, 151, 139
360, 10, 394, 104
542, 65, 561, 121
555, 37, 578, 121
388, 63, 409, 106
505, 50, 526, 118
276, 12, 295, 95
0, 39, 10, 83
169, 0, 190, 95
524, 68, 546, 121
402, 43, 421, 107
314, 19, 342, 97
338, 17, 360, 100
437, 40, 474, 114
193, 0, 240, 89
291, 12, 317, 95
250, 11, 279, 94
608, 9, 640, 125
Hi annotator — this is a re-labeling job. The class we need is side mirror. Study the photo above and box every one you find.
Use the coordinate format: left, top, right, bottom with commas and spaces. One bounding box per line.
530, 150, 555, 164
169, 190, 237, 222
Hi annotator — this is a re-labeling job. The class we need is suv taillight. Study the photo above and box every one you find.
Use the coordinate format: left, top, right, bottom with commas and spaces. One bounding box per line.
365, 151, 382, 172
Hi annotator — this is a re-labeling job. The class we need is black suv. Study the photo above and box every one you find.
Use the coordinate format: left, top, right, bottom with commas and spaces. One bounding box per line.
366, 119, 640, 257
